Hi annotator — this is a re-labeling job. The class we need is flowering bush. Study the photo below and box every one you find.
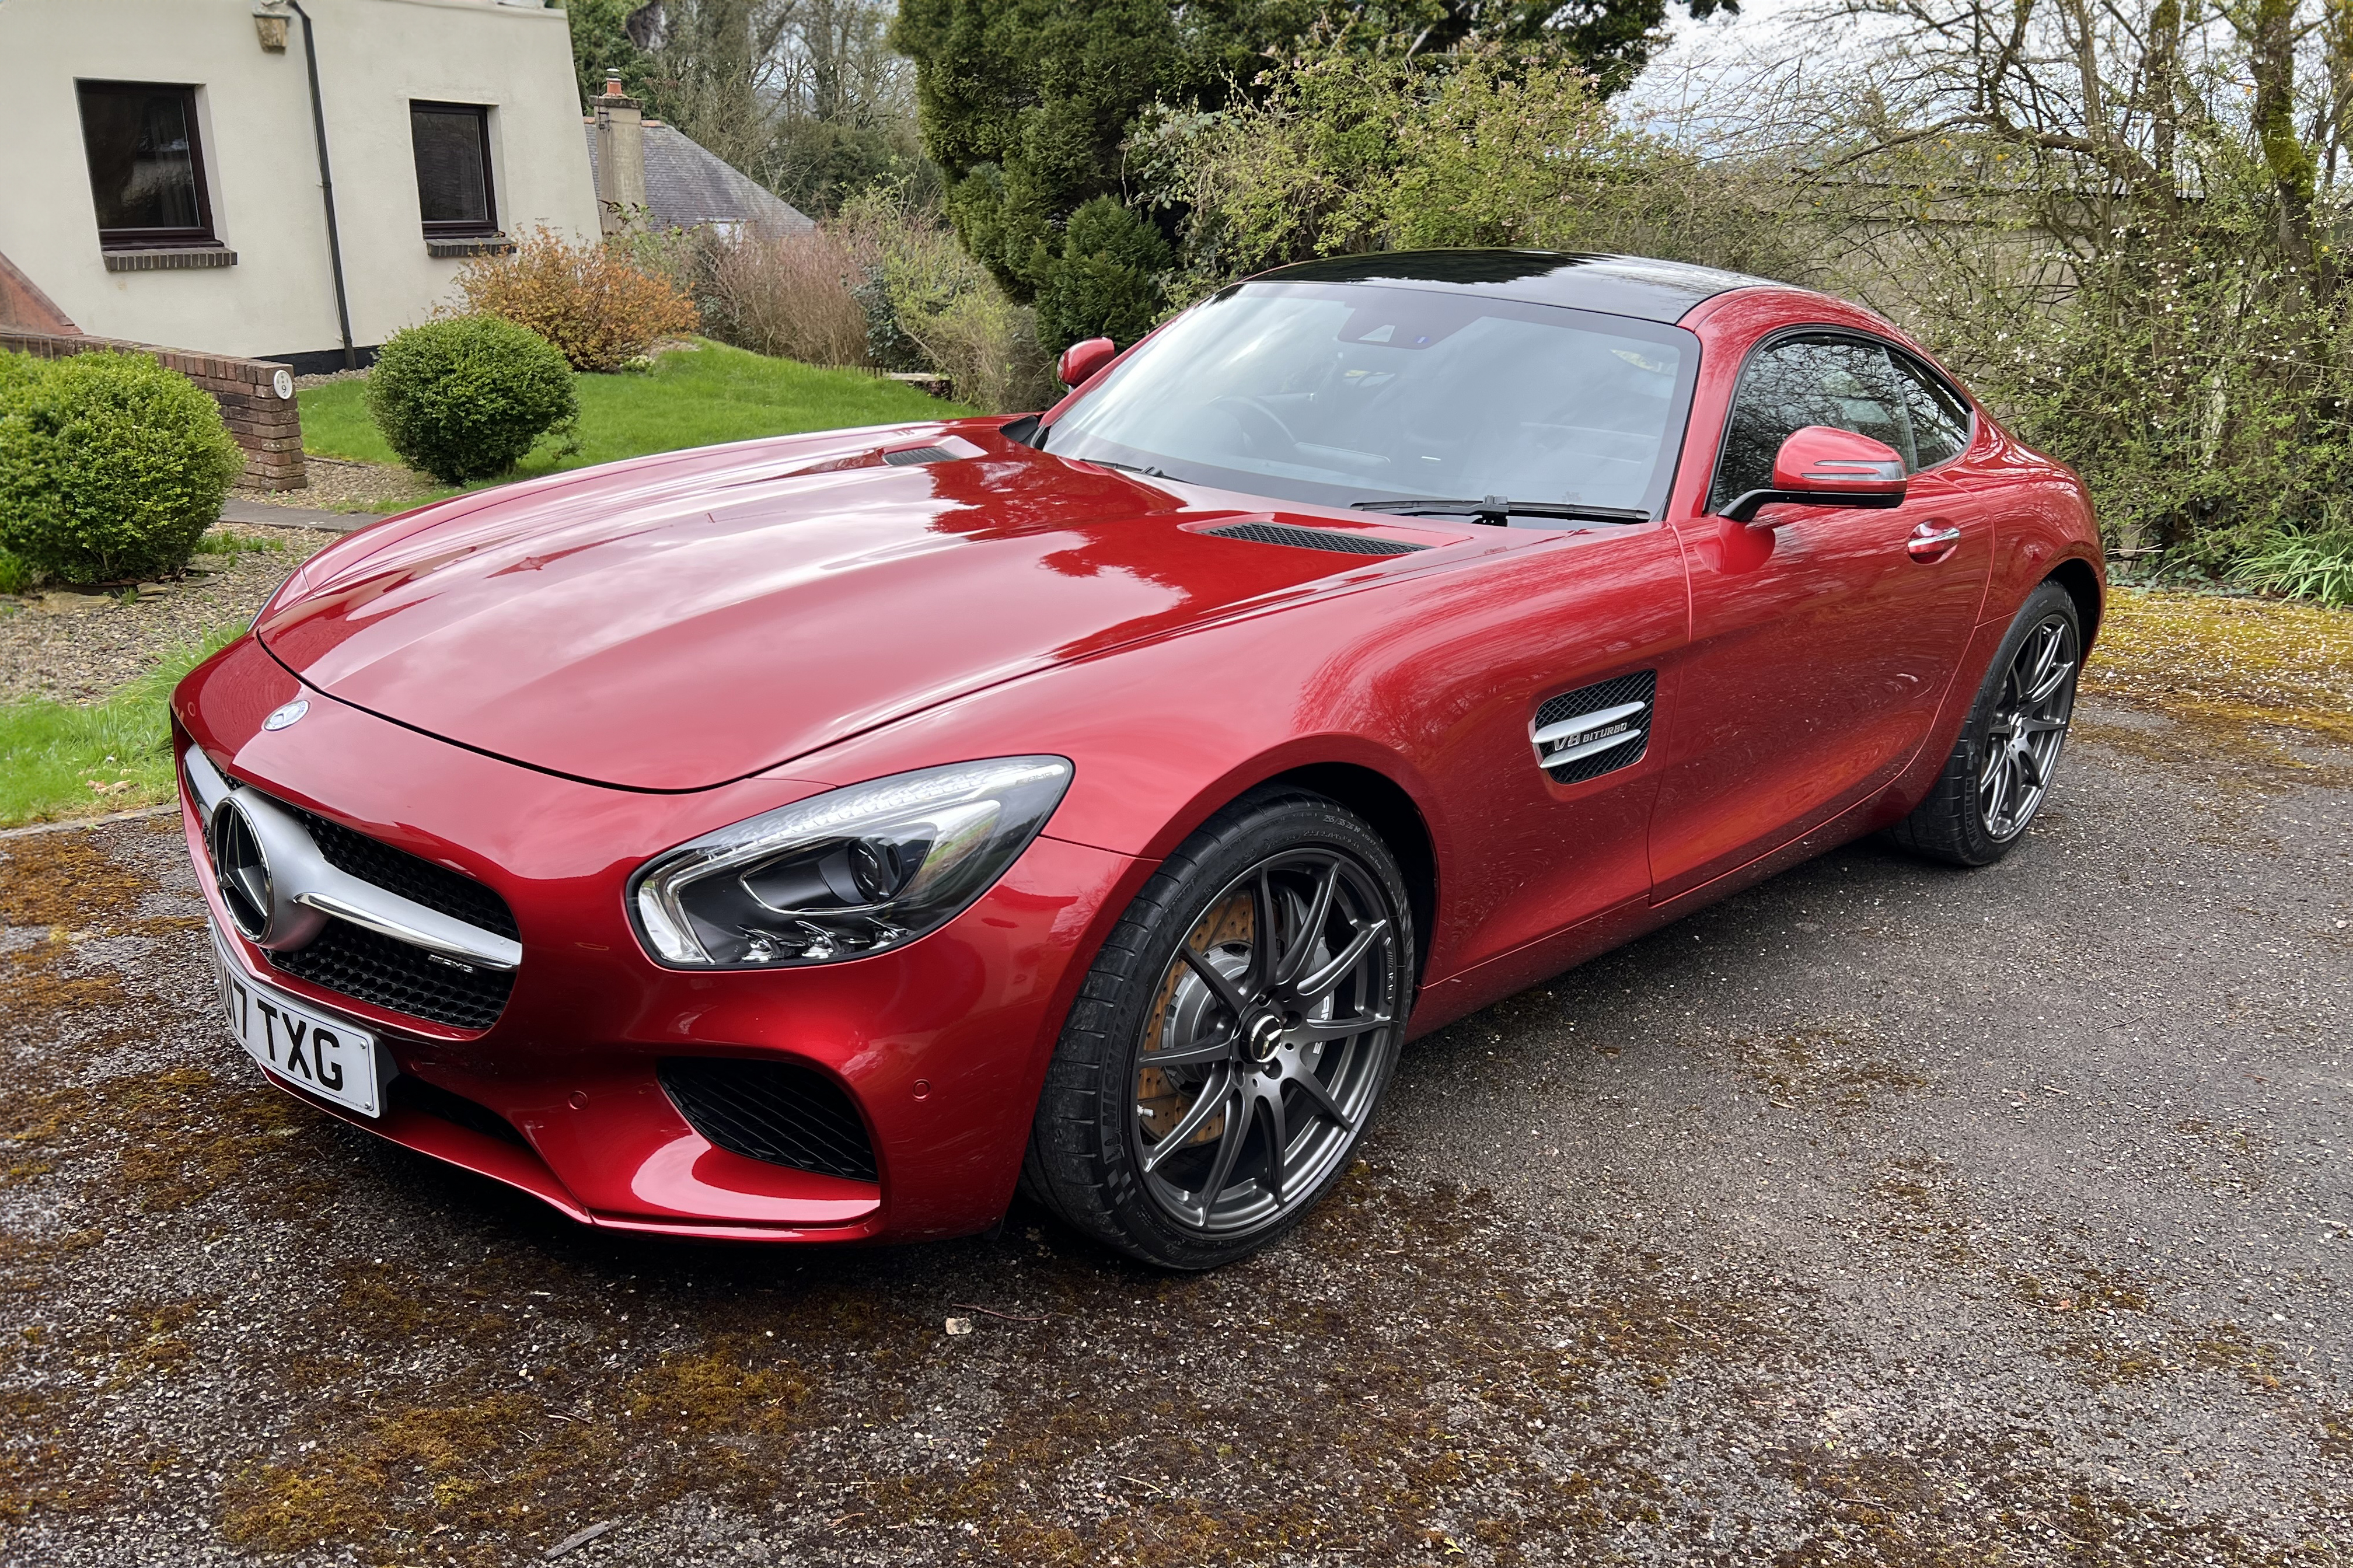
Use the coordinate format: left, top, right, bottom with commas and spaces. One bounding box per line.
452, 226, 700, 372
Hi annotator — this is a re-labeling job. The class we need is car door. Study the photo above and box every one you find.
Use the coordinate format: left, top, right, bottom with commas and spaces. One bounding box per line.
1647, 330, 1992, 903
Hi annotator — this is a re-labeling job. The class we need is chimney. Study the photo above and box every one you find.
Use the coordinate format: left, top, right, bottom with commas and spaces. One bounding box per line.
594, 72, 647, 235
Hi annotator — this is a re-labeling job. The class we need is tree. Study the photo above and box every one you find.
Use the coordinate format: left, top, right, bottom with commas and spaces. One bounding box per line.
1153, 43, 1800, 294
568, 0, 932, 218
891, 0, 1738, 351
1785, 0, 2353, 565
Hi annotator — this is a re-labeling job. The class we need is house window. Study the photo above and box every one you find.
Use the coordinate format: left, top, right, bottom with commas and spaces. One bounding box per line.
410, 102, 498, 236
76, 81, 216, 249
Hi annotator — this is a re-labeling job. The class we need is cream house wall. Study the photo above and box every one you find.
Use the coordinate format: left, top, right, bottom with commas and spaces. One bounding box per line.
0, 0, 598, 363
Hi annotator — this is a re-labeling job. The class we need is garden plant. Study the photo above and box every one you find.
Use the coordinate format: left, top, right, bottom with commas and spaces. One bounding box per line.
0, 349, 244, 586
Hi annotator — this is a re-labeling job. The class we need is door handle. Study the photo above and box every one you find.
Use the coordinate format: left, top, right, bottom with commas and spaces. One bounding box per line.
1906, 521, 1961, 561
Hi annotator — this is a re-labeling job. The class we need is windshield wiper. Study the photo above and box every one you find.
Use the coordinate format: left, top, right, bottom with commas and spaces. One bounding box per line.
1091, 458, 1175, 480
1352, 495, 1651, 526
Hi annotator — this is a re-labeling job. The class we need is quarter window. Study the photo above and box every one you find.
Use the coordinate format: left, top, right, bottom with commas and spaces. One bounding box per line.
1889, 353, 1974, 470
410, 102, 497, 236
76, 81, 215, 248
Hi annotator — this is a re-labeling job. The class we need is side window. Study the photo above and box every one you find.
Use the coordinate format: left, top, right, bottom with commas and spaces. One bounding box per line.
410, 102, 498, 238
1890, 352, 1973, 470
76, 81, 216, 249
1709, 334, 1914, 511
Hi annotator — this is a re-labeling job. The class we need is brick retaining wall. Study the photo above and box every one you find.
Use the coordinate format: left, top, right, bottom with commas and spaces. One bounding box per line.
0, 329, 305, 493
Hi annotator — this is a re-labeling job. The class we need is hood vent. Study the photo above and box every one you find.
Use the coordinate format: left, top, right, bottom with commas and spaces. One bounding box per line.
881, 445, 957, 466
1203, 521, 1429, 557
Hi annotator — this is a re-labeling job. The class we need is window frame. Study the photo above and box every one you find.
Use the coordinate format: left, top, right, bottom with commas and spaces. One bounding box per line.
75, 79, 218, 251
409, 100, 500, 238
1703, 325, 1978, 515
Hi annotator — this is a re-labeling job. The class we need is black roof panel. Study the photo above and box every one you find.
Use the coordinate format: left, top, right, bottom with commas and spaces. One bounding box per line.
1247, 250, 1779, 324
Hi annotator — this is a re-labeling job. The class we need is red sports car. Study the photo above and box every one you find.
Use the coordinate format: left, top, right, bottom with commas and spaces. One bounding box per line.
174, 252, 2101, 1267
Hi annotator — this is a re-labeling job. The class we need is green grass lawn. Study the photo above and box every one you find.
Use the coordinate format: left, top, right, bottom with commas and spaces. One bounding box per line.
0, 628, 238, 829
300, 339, 977, 496
0, 347, 971, 826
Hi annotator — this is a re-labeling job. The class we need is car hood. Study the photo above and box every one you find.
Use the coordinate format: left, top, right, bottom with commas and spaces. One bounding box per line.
256, 425, 1457, 791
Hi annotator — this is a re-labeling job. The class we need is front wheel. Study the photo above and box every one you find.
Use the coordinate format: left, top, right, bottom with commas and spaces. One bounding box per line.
1888, 579, 2083, 866
1022, 788, 1414, 1269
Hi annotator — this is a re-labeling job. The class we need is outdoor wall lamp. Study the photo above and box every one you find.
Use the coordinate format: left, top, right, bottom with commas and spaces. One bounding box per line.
253, 2, 289, 52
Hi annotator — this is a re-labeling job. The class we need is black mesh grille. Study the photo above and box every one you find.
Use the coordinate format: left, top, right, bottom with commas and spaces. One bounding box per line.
389, 1074, 526, 1146
277, 802, 518, 940
1532, 670, 1658, 785
268, 921, 514, 1032
1202, 521, 1429, 557
659, 1057, 878, 1183
881, 445, 956, 466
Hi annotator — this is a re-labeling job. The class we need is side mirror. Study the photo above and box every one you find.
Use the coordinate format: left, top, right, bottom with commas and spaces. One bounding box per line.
1056, 336, 1117, 389
1722, 425, 1907, 524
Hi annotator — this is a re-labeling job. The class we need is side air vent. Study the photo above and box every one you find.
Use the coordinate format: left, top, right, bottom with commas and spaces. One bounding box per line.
659, 1057, 879, 1183
1203, 521, 1429, 557
1531, 670, 1657, 784
881, 445, 957, 466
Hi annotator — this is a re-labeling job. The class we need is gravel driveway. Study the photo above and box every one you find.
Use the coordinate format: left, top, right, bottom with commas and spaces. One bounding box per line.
5, 595, 2350, 1567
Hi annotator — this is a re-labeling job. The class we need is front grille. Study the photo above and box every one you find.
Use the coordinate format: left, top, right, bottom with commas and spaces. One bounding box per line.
1202, 521, 1429, 557
1532, 670, 1658, 785
389, 1074, 526, 1146
278, 802, 519, 940
659, 1057, 878, 1183
270, 921, 514, 1032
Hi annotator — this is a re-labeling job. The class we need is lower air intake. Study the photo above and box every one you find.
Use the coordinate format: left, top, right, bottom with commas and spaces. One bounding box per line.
658, 1057, 878, 1183
389, 1074, 526, 1147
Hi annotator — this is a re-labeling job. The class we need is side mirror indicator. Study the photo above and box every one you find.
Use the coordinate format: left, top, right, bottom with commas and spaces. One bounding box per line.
1722, 425, 1908, 524
1056, 336, 1117, 390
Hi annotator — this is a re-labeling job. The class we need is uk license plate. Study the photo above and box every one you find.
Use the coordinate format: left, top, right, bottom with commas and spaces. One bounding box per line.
210, 923, 384, 1117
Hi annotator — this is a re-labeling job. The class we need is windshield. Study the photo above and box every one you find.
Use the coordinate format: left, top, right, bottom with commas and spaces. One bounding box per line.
1041, 281, 1699, 519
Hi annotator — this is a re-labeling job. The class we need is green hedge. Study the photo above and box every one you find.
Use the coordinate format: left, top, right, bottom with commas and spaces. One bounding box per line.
0, 350, 245, 586
365, 316, 578, 484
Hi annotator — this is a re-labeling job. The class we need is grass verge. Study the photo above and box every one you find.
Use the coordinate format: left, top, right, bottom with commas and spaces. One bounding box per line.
0, 627, 235, 828
297, 339, 978, 506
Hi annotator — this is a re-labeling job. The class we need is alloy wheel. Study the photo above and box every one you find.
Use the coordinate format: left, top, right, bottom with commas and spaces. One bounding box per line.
1130, 848, 1401, 1238
1981, 613, 2078, 841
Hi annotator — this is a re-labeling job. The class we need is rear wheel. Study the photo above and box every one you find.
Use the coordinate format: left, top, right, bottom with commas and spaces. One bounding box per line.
1888, 579, 2082, 866
1022, 788, 1413, 1269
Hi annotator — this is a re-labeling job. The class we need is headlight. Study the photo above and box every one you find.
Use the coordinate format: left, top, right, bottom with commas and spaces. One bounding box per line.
628, 757, 1073, 968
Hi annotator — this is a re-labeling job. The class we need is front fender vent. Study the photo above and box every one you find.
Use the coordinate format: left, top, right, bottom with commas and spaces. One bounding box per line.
659, 1057, 878, 1183
1531, 670, 1657, 784
1203, 521, 1429, 557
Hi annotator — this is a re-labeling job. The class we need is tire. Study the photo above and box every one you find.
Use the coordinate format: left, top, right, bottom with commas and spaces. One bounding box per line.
1888, 579, 2083, 867
1022, 787, 1415, 1269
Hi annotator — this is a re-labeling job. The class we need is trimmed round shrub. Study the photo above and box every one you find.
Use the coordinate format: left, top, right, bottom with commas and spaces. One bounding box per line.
365, 315, 578, 484
0, 350, 245, 585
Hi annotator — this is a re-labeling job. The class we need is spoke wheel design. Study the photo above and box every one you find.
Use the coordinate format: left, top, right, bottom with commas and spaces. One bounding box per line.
1130, 848, 1399, 1239
1979, 612, 2078, 841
